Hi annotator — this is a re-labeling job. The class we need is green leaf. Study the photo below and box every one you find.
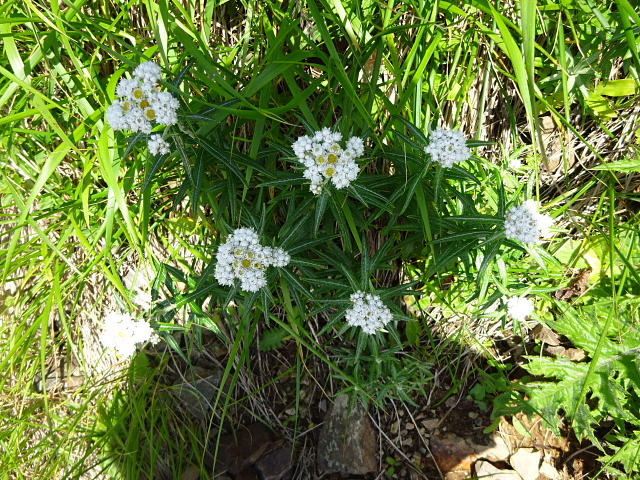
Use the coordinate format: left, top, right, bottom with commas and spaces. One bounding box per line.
314, 189, 330, 235
595, 78, 638, 97
258, 173, 307, 187
512, 416, 532, 438
259, 327, 289, 351
590, 159, 640, 173
522, 303, 640, 440
586, 92, 617, 120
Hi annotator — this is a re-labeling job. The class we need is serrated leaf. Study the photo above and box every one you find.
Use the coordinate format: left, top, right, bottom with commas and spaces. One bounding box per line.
522, 304, 640, 440
260, 327, 289, 351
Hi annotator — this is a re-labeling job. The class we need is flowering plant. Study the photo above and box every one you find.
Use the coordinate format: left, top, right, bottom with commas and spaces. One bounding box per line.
104, 61, 559, 407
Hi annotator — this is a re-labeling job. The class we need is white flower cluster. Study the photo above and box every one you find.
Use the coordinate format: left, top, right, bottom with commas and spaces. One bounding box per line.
147, 134, 170, 155
345, 291, 393, 334
106, 61, 179, 141
214, 227, 291, 292
507, 296, 534, 321
101, 312, 159, 357
504, 200, 554, 244
423, 127, 471, 168
292, 128, 364, 194
132, 291, 153, 310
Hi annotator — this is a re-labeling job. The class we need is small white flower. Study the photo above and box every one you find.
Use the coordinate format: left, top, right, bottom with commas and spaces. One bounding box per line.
150, 91, 179, 126
345, 136, 365, 157
148, 134, 170, 155
127, 105, 153, 134
509, 158, 523, 169
423, 127, 471, 168
507, 296, 534, 321
292, 128, 364, 194
101, 312, 157, 357
105, 101, 129, 131
505, 200, 554, 244
344, 291, 393, 334
134, 61, 162, 84
214, 228, 290, 292
115, 78, 139, 99
269, 247, 291, 268
132, 291, 153, 310
293, 135, 312, 158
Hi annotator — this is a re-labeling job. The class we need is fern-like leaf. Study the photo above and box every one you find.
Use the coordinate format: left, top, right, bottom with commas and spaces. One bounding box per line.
259, 327, 289, 351
599, 433, 640, 477
522, 303, 640, 450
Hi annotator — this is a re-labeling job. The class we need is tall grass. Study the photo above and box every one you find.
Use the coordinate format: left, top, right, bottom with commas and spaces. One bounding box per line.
1, 0, 639, 478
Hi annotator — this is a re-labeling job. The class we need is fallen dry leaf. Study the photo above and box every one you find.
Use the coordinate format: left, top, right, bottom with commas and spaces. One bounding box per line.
531, 324, 562, 346
546, 345, 587, 362
554, 269, 592, 301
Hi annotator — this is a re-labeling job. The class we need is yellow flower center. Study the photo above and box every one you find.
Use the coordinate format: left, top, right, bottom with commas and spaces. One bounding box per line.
235, 249, 244, 256
140, 99, 150, 109
146, 109, 156, 120
253, 262, 261, 269
241, 259, 252, 268
331, 145, 340, 152
317, 155, 326, 164
133, 89, 144, 99
325, 167, 335, 177
123, 101, 131, 111
328, 154, 338, 164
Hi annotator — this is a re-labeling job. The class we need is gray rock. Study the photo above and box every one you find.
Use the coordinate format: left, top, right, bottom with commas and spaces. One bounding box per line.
539, 461, 561, 480
510, 448, 541, 480
317, 394, 376, 475
473, 435, 512, 462
475, 460, 523, 480
254, 446, 293, 480
180, 465, 200, 480
172, 372, 222, 419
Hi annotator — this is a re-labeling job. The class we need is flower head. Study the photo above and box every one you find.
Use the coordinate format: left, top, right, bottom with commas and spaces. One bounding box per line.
133, 61, 162, 84
106, 61, 178, 134
505, 200, 554, 244
423, 127, 471, 168
101, 312, 158, 357
148, 134, 170, 155
132, 291, 153, 310
506, 296, 534, 321
214, 227, 290, 292
344, 291, 393, 334
292, 128, 364, 194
